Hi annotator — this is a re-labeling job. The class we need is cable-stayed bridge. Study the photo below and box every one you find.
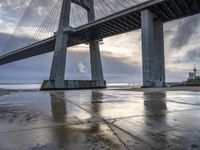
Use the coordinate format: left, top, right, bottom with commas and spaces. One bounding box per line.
0, 0, 200, 89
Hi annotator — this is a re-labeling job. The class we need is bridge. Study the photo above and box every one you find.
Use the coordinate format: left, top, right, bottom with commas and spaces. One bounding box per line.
0, 0, 200, 89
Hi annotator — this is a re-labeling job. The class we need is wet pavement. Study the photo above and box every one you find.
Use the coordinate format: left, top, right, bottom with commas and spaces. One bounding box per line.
0, 89, 200, 150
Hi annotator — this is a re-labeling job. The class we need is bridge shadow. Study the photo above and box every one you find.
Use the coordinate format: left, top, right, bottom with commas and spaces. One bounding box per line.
50, 92, 67, 123
143, 92, 168, 148
49, 90, 121, 149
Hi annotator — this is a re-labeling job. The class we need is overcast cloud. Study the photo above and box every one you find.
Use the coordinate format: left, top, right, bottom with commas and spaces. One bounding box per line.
0, 0, 200, 84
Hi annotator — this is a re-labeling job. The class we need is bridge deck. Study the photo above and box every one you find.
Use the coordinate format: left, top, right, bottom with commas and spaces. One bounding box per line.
0, 0, 200, 65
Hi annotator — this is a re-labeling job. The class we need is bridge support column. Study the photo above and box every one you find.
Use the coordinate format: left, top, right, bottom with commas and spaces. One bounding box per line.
89, 41, 105, 87
41, 0, 106, 90
141, 9, 165, 87
88, 0, 106, 87
41, 0, 71, 90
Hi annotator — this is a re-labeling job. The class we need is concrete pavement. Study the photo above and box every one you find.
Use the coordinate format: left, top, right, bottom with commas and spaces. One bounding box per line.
0, 89, 200, 149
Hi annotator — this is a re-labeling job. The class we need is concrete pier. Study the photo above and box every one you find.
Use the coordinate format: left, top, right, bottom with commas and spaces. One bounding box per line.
41, 0, 106, 90
41, 80, 106, 90
141, 9, 165, 87
88, 0, 105, 87
89, 41, 105, 87
41, 0, 71, 90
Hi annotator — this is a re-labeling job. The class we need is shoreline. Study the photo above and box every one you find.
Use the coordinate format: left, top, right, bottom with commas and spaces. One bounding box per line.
0, 86, 200, 93
110, 86, 200, 92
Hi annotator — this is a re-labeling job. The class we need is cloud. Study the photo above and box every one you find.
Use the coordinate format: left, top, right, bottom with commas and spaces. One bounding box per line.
0, 44, 142, 83
171, 15, 200, 49
78, 61, 88, 74
183, 47, 200, 62
0, 32, 38, 54
1, 0, 200, 84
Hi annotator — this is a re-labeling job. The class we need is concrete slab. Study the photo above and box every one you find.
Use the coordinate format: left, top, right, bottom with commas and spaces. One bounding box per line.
0, 89, 200, 149
0, 91, 92, 132
0, 123, 126, 150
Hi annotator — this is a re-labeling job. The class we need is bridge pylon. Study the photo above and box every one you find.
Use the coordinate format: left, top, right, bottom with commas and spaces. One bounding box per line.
41, 0, 106, 90
87, 0, 105, 88
141, 9, 165, 88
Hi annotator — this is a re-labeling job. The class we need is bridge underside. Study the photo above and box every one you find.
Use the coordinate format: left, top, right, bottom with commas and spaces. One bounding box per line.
0, 0, 200, 65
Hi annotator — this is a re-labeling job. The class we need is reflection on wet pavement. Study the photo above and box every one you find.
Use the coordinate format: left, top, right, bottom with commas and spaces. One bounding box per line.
0, 89, 200, 149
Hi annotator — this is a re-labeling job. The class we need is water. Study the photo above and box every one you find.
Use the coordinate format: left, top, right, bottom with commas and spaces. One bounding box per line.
0, 83, 141, 90
0, 84, 41, 90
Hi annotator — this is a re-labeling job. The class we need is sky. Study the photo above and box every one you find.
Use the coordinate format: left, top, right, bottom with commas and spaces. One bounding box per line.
0, 0, 200, 84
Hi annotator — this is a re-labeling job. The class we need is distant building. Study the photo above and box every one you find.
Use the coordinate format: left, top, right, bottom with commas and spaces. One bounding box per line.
188, 72, 195, 81
188, 66, 198, 81
193, 67, 197, 78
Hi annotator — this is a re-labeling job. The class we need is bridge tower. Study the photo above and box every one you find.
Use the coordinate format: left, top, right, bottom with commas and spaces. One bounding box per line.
141, 9, 165, 87
41, 0, 106, 90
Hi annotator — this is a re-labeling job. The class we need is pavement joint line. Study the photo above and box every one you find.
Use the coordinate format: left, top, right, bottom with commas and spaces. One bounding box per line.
51, 91, 162, 149
52, 91, 200, 107
105, 122, 130, 150
105, 91, 200, 105
0, 120, 104, 134
6, 90, 200, 106
52, 91, 200, 122
51, 92, 137, 149
53, 91, 200, 116
1, 107, 197, 135
51, 91, 105, 119
166, 108, 200, 113
108, 122, 160, 150
51, 91, 132, 149
2, 90, 199, 149
164, 100, 200, 107
160, 125, 200, 134
0, 116, 143, 134
1, 91, 199, 134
